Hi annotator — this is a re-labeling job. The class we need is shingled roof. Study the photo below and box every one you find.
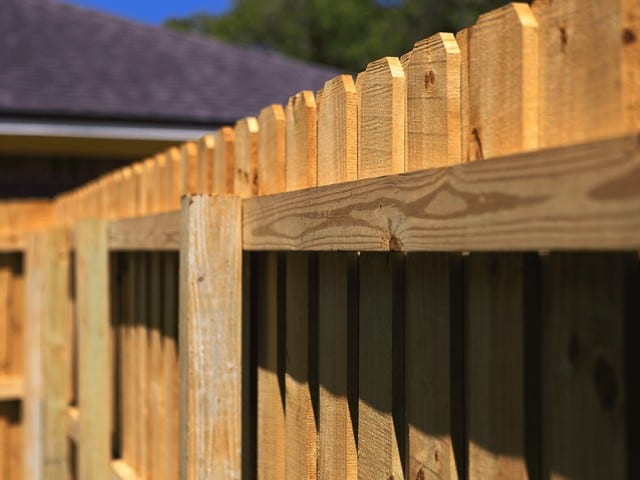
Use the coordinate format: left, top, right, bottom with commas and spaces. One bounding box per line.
0, 0, 340, 126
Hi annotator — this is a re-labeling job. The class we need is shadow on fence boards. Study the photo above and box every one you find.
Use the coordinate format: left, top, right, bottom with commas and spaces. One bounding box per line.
0, 0, 639, 479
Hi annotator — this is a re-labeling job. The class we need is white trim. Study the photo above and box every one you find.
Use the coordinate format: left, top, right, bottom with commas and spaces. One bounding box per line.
0, 118, 214, 141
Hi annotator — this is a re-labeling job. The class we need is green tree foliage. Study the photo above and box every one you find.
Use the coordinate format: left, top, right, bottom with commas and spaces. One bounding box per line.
165, 0, 510, 71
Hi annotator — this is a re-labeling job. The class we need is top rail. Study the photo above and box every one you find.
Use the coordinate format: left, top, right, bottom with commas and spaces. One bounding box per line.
106, 135, 640, 253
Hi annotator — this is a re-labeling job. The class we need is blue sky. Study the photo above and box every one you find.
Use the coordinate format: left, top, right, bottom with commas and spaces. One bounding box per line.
63, 0, 232, 25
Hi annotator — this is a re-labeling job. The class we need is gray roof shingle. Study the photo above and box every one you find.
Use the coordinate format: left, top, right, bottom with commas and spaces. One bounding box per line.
0, 0, 341, 125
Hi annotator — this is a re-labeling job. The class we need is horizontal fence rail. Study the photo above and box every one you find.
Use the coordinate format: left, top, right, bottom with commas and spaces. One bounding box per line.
1, 0, 640, 479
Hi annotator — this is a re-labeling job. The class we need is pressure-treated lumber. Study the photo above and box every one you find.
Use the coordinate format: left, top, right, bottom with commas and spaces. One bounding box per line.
24, 234, 45, 480
466, 253, 531, 478
243, 135, 640, 252
317, 75, 358, 186
0, 376, 24, 400
134, 251, 149, 478
111, 459, 139, 480
197, 135, 215, 193
67, 407, 79, 443
121, 254, 137, 468
532, 0, 640, 148
286, 91, 317, 191
179, 195, 242, 479
43, 230, 71, 479
404, 33, 461, 170
233, 117, 259, 198
457, 3, 538, 161
108, 211, 180, 251
358, 253, 404, 479
162, 252, 179, 480
0, 234, 25, 253
180, 142, 198, 196
406, 253, 461, 480
284, 252, 317, 479
165, 147, 182, 211
0, 253, 24, 479
76, 219, 110, 480
214, 127, 235, 194
148, 256, 164, 480
317, 252, 357, 479
357, 57, 406, 179
256, 252, 285, 480
258, 105, 286, 195
541, 253, 631, 479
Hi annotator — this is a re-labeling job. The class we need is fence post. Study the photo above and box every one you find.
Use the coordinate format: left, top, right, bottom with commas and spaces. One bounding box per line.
43, 230, 71, 479
179, 194, 242, 479
75, 219, 110, 480
24, 233, 45, 480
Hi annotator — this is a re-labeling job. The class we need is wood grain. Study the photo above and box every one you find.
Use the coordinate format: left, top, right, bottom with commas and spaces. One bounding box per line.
255, 252, 286, 480
541, 253, 630, 479
243, 135, 640, 252
532, 0, 640, 148
162, 252, 179, 480
165, 147, 182, 211
358, 253, 404, 479
466, 253, 528, 479
404, 33, 461, 170
214, 127, 235, 194
43, 230, 71, 479
24, 234, 45, 480
258, 105, 286, 195
108, 211, 180, 251
134, 251, 149, 479
457, 3, 538, 162
197, 135, 215, 194
317, 75, 358, 186
405, 253, 461, 480
284, 252, 317, 479
357, 57, 406, 179
178, 195, 242, 479
0, 253, 24, 480
180, 142, 198, 196
317, 252, 357, 479
286, 91, 317, 191
76, 219, 110, 480
234, 117, 259, 199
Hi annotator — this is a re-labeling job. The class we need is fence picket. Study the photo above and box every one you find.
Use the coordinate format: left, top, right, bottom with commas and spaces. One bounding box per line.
214, 127, 235, 194
358, 253, 404, 479
258, 105, 286, 195
317, 252, 358, 479
404, 33, 461, 170
317, 75, 357, 186
457, 3, 538, 162
532, 0, 640, 148
357, 57, 406, 179
465, 253, 533, 479
234, 117, 259, 199
542, 253, 631, 479
180, 142, 198, 197
406, 253, 462, 480
285, 91, 317, 191
197, 134, 215, 194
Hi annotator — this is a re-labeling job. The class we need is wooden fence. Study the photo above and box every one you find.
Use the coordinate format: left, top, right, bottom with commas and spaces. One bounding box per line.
1, 1, 640, 478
